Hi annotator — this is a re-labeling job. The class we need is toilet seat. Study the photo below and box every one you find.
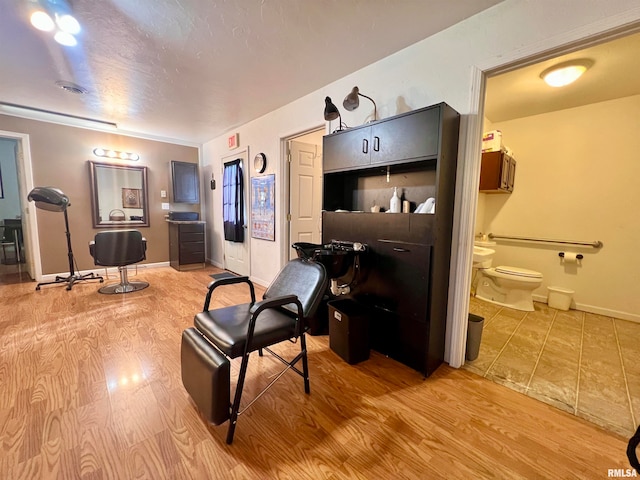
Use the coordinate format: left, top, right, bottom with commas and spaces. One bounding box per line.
495, 265, 542, 279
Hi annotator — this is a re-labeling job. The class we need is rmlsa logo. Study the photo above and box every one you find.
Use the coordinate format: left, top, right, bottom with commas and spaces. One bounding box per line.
608, 469, 638, 477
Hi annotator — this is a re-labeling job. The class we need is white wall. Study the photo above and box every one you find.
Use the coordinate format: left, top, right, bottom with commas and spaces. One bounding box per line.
201, 0, 640, 358
0, 138, 20, 221
481, 95, 640, 320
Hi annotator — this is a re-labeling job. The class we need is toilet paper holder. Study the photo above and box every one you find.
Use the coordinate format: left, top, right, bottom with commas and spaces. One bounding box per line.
558, 252, 583, 260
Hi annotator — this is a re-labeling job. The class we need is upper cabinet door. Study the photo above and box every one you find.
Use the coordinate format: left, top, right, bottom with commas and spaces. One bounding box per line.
370, 107, 440, 165
171, 160, 200, 204
323, 126, 371, 172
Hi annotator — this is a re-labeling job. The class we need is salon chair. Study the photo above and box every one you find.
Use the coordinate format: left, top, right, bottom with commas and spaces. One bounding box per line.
89, 229, 149, 294
181, 257, 328, 444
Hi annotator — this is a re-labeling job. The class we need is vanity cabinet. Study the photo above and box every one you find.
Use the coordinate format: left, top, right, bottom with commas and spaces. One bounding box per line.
169, 222, 205, 270
479, 150, 516, 193
322, 102, 460, 376
323, 106, 441, 172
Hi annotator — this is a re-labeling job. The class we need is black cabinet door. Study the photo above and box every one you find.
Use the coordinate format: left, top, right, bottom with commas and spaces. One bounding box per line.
171, 161, 200, 204
370, 107, 440, 166
323, 126, 371, 172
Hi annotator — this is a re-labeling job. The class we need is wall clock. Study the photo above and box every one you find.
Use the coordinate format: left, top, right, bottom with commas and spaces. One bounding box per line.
254, 153, 267, 174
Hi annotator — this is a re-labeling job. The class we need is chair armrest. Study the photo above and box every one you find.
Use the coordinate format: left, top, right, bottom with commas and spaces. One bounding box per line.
203, 276, 255, 310
246, 295, 304, 347
89, 240, 95, 260
249, 294, 302, 318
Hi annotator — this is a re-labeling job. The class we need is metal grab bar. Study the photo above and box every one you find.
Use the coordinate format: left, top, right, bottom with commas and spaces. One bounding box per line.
488, 233, 603, 249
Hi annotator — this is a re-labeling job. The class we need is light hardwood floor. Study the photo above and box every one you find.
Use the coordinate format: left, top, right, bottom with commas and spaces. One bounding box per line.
0, 266, 631, 479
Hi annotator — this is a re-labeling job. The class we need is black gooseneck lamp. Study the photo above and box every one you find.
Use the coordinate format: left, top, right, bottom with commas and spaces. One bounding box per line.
324, 96, 344, 132
27, 186, 103, 291
343, 86, 378, 122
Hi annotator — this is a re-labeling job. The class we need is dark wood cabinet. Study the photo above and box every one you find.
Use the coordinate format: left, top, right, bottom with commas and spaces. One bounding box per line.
479, 150, 516, 193
322, 102, 460, 376
169, 222, 205, 270
323, 105, 442, 173
171, 160, 200, 204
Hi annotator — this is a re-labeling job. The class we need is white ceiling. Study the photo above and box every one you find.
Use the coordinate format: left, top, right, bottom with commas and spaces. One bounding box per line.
0, 0, 503, 145
485, 31, 640, 123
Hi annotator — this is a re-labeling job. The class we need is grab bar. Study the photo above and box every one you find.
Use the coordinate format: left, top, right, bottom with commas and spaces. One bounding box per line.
488, 233, 603, 249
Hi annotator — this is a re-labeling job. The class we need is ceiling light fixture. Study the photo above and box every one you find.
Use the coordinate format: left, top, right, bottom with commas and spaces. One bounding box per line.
29, 3, 81, 47
93, 148, 140, 161
540, 59, 593, 87
343, 86, 378, 122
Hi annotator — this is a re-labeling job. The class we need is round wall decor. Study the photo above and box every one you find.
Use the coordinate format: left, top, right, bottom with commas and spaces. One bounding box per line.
254, 152, 267, 174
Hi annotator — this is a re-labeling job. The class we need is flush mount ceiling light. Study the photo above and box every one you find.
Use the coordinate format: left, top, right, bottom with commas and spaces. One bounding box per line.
93, 148, 140, 161
540, 59, 593, 87
29, 1, 81, 47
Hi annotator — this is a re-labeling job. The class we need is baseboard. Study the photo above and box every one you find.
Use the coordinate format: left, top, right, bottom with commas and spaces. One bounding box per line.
39, 262, 170, 283
532, 293, 639, 323
249, 275, 268, 288
207, 259, 224, 269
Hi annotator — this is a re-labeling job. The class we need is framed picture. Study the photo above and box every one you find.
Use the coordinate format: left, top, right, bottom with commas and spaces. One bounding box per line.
122, 188, 142, 208
251, 174, 275, 241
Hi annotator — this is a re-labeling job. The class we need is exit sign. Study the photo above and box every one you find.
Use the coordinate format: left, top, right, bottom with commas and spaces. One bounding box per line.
228, 133, 239, 150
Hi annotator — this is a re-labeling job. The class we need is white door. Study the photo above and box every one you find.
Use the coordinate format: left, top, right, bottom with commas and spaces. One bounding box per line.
222, 151, 250, 276
288, 140, 323, 260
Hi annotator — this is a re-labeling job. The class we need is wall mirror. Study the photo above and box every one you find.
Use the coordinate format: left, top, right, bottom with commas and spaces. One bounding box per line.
88, 161, 149, 228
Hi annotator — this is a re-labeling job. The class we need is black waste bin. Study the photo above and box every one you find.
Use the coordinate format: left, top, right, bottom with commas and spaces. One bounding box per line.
328, 299, 370, 364
466, 313, 484, 361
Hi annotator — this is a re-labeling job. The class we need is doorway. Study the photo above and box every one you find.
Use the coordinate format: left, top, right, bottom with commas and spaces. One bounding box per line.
221, 150, 250, 276
0, 131, 39, 284
283, 127, 324, 261
463, 31, 640, 436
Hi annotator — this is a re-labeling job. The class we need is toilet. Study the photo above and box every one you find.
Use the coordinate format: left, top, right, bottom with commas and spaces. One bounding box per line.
475, 265, 543, 312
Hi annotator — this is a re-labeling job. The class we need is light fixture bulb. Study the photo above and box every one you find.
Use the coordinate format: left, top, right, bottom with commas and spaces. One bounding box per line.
93, 148, 105, 156
541, 60, 592, 87
129, 153, 140, 161
107, 150, 117, 158
54, 31, 77, 47
30, 11, 54, 31
119, 152, 128, 159
55, 14, 81, 35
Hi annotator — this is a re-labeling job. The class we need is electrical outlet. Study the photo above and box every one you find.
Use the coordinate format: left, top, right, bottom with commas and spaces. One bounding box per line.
160, 190, 167, 198
161, 203, 170, 210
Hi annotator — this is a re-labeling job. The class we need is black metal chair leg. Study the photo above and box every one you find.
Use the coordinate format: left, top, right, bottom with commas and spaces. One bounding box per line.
226, 352, 251, 444
258, 348, 264, 357
300, 332, 310, 394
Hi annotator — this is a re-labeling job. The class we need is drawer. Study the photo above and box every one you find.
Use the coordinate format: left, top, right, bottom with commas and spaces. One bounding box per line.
180, 241, 204, 255
180, 232, 204, 243
179, 223, 204, 233
180, 251, 204, 264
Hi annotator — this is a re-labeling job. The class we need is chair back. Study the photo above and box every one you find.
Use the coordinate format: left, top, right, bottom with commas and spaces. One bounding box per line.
92, 230, 146, 267
264, 258, 328, 319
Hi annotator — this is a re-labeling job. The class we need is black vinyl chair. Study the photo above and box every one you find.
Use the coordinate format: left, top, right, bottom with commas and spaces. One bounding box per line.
89, 230, 149, 294
181, 258, 328, 444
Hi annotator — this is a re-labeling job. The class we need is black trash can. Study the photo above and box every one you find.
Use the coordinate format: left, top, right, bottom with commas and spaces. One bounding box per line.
466, 313, 484, 361
328, 299, 370, 364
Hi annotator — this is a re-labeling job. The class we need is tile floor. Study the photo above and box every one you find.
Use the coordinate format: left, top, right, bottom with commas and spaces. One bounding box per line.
464, 295, 640, 437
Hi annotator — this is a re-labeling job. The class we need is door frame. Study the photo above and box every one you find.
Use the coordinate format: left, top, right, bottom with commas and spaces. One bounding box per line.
447, 21, 640, 368
279, 125, 325, 267
0, 129, 40, 281
221, 149, 251, 276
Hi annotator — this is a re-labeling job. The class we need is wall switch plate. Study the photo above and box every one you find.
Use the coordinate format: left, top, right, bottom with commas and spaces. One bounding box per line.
160, 190, 167, 198
161, 203, 170, 210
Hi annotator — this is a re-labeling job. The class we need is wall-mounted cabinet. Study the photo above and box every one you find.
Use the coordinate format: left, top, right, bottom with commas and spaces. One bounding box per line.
171, 160, 200, 204
323, 107, 441, 173
479, 150, 516, 193
321, 102, 460, 376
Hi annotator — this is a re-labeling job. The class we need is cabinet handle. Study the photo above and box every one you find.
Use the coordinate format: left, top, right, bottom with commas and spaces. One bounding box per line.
393, 247, 410, 253
362, 138, 368, 154
373, 136, 380, 152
